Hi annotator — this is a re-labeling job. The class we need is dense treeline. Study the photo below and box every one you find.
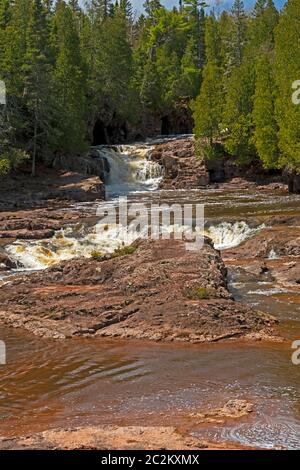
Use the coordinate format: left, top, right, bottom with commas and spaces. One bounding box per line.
194, 0, 300, 173
0, 0, 206, 176
0, 0, 299, 177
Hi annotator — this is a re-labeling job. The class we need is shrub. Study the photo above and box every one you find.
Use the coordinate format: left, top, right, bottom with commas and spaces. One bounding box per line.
91, 250, 103, 259
112, 245, 137, 258
185, 286, 218, 300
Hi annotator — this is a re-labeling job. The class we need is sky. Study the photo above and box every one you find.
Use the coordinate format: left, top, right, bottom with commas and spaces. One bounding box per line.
131, 0, 286, 14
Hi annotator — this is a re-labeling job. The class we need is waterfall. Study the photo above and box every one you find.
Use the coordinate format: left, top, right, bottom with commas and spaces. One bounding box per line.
94, 144, 164, 197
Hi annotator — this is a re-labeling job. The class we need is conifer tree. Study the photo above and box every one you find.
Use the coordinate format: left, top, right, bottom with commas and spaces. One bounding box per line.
253, 53, 279, 168
183, 1, 207, 69
143, 0, 162, 18
53, 0, 87, 154
24, 0, 53, 176
230, 0, 247, 68
119, 0, 133, 20
193, 15, 223, 156
274, 0, 300, 171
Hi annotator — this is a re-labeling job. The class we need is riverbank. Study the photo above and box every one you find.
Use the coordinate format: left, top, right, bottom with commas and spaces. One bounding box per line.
0, 167, 105, 212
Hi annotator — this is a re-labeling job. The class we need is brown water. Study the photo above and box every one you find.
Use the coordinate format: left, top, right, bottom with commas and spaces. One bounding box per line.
1, 187, 300, 449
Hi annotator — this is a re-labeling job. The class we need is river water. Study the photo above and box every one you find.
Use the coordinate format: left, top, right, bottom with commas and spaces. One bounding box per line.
0, 141, 300, 449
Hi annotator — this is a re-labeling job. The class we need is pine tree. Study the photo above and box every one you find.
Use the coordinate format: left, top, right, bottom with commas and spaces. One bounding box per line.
3, 0, 30, 94
223, 60, 256, 163
221, 0, 279, 166
178, 36, 201, 99
24, 0, 52, 176
119, 0, 133, 21
87, 0, 112, 23
53, 0, 87, 154
0, 0, 11, 73
274, 0, 300, 171
69, 0, 81, 14
193, 15, 223, 156
253, 53, 279, 168
1, 0, 299, 181
249, 0, 278, 51
183, 1, 207, 69
230, 0, 247, 68
253, 0, 268, 17
143, 1, 162, 18
94, 9, 133, 133
250, 0, 279, 169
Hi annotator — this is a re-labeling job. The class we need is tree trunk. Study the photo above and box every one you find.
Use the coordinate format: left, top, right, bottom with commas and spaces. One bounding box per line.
32, 109, 38, 178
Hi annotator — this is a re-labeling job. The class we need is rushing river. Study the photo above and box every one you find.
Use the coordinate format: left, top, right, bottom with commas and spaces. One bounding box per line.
1, 140, 300, 449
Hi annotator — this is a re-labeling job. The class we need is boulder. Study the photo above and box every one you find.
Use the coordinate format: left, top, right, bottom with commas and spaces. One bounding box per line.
151, 137, 210, 189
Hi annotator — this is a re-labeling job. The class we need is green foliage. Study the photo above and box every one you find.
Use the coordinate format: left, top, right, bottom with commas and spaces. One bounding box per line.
1, 0, 300, 179
193, 0, 282, 168
193, 62, 223, 142
90, 250, 103, 259
274, 0, 300, 171
253, 53, 279, 168
193, 15, 223, 157
52, 0, 87, 155
185, 285, 217, 300
91, 244, 137, 260
0, 148, 29, 175
112, 245, 137, 258
223, 62, 256, 164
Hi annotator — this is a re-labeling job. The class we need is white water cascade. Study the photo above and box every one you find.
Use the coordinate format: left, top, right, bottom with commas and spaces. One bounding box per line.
95, 144, 164, 197
206, 221, 265, 250
5, 220, 265, 273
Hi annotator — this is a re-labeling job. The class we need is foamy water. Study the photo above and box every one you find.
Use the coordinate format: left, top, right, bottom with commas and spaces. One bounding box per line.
5, 220, 264, 272
94, 144, 164, 197
206, 221, 264, 250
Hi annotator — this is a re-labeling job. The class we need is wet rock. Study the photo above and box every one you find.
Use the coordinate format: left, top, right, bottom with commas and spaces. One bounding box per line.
0, 229, 55, 240
53, 152, 110, 183
224, 226, 300, 260
0, 249, 17, 271
151, 137, 210, 189
223, 224, 300, 288
220, 399, 254, 417
192, 399, 254, 424
0, 239, 276, 342
0, 207, 95, 244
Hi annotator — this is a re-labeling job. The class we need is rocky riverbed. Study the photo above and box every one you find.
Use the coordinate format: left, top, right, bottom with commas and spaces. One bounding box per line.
1, 138, 300, 450
0, 238, 277, 342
